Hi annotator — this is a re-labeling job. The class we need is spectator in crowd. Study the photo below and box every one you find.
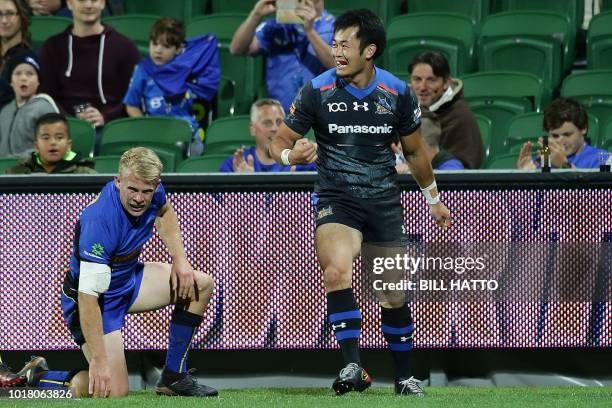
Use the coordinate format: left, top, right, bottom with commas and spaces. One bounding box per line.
394, 108, 464, 174
124, 17, 220, 157
230, 0, 335, 112
0, 0, 36, 108
0, 55, 58, 157
517, 97, 608, 169
409, 51, 483, 169
28, 0, 70, 17
38, 0, 140, 129
219, 98, 316, 172
5, 112, 95, 173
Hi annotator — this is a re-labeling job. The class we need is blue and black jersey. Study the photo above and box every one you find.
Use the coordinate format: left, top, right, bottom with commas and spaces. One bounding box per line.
67, 180, 167, 298
285, 67, 421, 198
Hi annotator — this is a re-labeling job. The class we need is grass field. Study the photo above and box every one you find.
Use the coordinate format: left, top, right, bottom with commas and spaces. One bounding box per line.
3, 387, 612, 408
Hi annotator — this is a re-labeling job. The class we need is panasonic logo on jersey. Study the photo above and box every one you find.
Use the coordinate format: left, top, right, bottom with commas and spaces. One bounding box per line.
328, 123, 394, 134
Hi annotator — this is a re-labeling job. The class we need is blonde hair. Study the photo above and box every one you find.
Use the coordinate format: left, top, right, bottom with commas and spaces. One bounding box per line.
118, 147, 163, 181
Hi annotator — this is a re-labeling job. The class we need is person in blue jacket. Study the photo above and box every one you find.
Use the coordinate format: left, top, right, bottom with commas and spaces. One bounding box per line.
230, 0, 335, 112
517, 98, 609, 169
220, 98, 316, 172
124, 17, 220, 156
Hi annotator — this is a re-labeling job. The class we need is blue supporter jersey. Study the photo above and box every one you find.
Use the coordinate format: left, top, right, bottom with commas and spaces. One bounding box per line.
437, 158, 465, 170
219, 146, 316, 172
255, 11, 335, 111
533, 144, 609, 169
123, 63, 199, 136
68, 181, 167, 298
569, 144, 608, 168
285, 67, 421, 198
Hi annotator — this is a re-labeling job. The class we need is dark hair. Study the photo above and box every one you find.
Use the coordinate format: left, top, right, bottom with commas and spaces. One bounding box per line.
408, 51, 451, 80
149, 17, 185, 48
543, 98, 588, 132
0, 0, 32, 54
35, 112, 70, 138
333, 9, 386, 60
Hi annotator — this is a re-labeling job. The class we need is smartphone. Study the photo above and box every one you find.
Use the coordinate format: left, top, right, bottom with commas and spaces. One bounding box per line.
276, 0, 303, 24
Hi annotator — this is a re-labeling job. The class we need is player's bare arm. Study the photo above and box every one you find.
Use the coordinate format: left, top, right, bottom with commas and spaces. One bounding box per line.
269, 122, 318, 165
155, 202, 195, 301
78, 292, 111, 397
400, 128, 451, 229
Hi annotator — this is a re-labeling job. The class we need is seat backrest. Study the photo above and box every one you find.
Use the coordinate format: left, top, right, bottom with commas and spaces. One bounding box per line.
206, 115, 252, 145
101, 117, 193, 147
407, 0, 489, 25
486, 153, 519, 169
461, 71, 546, 110
602, 116, 612, 148
211, 0, 256, 14
587, 13, 612, 69
325, 0, 391, 24
124, 0, 207, 22
504, 0, 583, 30
30, 16, 72, 50
604, 0, 612, 11
0, 157, 20, 174
186, 13, 248, 45
103, 15, 160, 55
480, 10, 574, 73
474, 113, 493, 162
506, 112, 545, 148
560, 70, 612, 100
93, 155, 122, 173
177, 154, 229, 172
67, 118, 96, 158
387, 13, 475, 53
218, 46, 262, 114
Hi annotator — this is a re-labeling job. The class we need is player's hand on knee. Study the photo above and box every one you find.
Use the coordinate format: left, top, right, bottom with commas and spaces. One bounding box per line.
430, 202, 451, 230
171, 258, 196, 301
290, 138, 318, 164
88, 358, 111, 398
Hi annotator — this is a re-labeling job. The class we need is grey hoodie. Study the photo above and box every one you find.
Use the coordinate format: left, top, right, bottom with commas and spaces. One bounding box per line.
0, 94, 59, 157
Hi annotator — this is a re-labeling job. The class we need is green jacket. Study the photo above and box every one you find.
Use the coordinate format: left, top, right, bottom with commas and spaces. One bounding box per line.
5, 151, 96, 174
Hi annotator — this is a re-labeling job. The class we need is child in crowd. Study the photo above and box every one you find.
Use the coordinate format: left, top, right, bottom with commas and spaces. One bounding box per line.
5, 112, 95, 174
0, 55, 58, 157
124, 17, 220, 156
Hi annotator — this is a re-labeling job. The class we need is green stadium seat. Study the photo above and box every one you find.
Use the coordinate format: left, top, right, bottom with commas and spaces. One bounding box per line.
98, 143, 177, 171
216, 76, 236, 118
103, 15, 160, 57
30, 16, 72, 50
177, 154, 229, 172
604, 0, 612, 11
486, 153, 519, 169
407, 0, 489, 26
93, 155, 121, 173
503, 0, 584, 31
100, 117, 193, 170
210, 0, 255, 14
474, 114, 493, 164
204, 115, 252, 155
587, 11, 612, 70
219, 46, 262, 115
186, 13, 247, 45
325, 0, 401, 25
66, 118, 96, 159
506, 112, 546, 153
478, 11, 573, 90
462, 71, 545, 156
124, 0, 207, 22
0, 157, 20, 174
602, 117, 612, 149
385, 13, 476, 76
560, 70, 612, 132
